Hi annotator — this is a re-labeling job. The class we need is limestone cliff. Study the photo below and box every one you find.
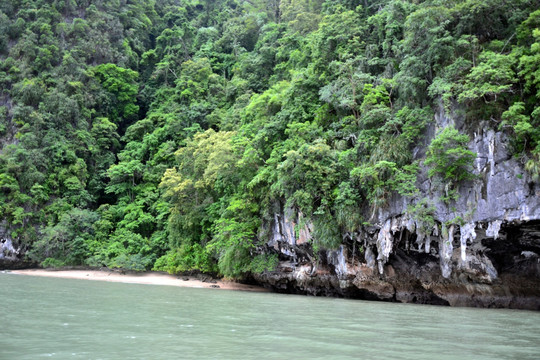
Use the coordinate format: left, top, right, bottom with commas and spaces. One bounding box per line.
254, 104, 540, 310
0, 224, 32, 270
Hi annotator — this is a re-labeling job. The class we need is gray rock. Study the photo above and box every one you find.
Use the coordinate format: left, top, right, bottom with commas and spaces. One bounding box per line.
255, 101, 540, 309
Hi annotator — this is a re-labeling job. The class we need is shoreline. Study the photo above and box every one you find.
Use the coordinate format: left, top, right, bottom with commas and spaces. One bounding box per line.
8, 268, 269, 292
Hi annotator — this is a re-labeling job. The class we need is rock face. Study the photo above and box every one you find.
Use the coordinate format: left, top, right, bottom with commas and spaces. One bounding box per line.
0, 239, 32, 270
254, 105, 540, 310
0, 224, 33, 270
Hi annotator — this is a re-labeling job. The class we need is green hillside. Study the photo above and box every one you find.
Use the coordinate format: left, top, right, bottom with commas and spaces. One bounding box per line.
1, 0, 538, 277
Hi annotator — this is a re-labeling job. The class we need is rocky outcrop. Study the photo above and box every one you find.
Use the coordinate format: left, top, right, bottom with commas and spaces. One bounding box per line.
0, 225, 33, 270
255, 217, 540, 309
0, 238, 33, 270
254, 104, 540, 310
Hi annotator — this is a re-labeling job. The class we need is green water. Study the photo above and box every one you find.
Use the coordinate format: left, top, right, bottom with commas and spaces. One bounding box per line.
1, 274, 539, 360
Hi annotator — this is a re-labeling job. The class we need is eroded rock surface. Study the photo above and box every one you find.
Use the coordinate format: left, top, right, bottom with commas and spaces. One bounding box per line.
0, 238, 32, 270
254, 106, 540, 310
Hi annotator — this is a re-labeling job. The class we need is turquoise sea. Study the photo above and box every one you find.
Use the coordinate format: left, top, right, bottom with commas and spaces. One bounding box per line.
1, 273, 539, 359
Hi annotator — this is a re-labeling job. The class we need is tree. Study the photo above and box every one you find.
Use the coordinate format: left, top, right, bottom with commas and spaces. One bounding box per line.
91, 63, 140, 125
424, 126, 476, 202
28, 208, 99, 266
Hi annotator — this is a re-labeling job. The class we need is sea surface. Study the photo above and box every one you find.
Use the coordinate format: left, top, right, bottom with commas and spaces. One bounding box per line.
1, 273, 540, 359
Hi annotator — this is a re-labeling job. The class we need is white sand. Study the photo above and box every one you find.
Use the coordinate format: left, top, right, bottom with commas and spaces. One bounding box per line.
10, 269, 268, 292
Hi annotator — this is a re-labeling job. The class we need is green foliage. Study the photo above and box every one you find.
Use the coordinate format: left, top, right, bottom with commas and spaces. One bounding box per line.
91, 63, 140, 123
277, 139, 338, 215
351, 160, 419, 208
425, 126, 476, 202
311, 214, 342, 251
513, 20, 540, 180
1, 0, 539, 278
108, 253, 152, 272
209, 207, 261, 278
458, 51, 518, 104
153, 243, 215, 274
41, 258, 66, 269
425, 127, 476, 183
333, 181, 362, 232
27, 208, 99, 266
249, 253, 279, 273
407, 198, 436, 236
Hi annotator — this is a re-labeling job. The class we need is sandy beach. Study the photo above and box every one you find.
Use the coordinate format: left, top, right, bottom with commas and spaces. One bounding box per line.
9, 268, 268, 292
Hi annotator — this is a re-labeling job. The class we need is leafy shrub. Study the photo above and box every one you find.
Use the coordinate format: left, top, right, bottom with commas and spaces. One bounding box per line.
249, 253, 278, 273
407, 198, 436, 235
424, 126, 476, 202
153, 243, 215, 274
41, 257, 65, 269
108, 254, 153, 272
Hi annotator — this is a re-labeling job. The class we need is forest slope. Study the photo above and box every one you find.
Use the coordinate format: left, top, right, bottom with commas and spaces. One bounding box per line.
0, 1, 539, 303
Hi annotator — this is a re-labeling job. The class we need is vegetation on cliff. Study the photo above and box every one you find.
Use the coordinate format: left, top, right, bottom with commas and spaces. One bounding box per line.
0, 0, 538, 277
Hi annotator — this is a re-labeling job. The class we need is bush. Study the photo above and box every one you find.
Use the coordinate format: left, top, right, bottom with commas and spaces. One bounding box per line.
249, 253, 278, 273
424, 126, 476, 202
153, 244, 215, 274
41, 257, 65, 269
108, 253, 153, 272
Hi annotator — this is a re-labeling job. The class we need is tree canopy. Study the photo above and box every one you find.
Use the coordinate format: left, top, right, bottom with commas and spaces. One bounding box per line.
1, 0, 538, 277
